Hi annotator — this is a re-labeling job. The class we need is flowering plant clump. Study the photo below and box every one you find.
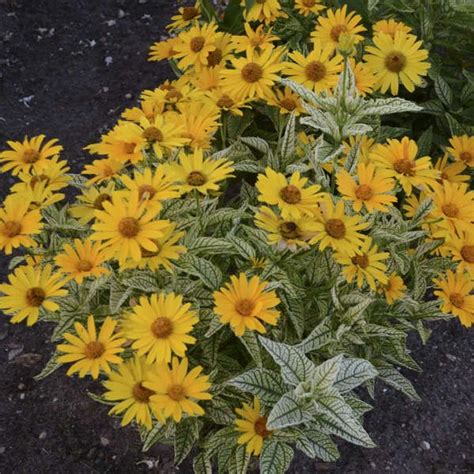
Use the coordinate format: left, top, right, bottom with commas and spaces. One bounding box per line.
1, 0, 473, 472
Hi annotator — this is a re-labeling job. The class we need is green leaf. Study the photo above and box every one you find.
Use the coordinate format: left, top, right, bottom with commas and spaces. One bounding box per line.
408, 197, 433, 228
267, 391, 312, 430
363, 98, 422, 115
189, 237, 235, 256
142, 423, 168, 452
227, 235, 256, 260
199, 0, 217, 21
416, 126, 433, 156
34, 352, 61, 381
335, 358, 378, 393
297, 318, 332, 353
311, 355, 344, 392
125, 272, 159, 292
174, 418, 201, 465
240, 136, 270, 154
228, 444, 250, 474
279, 112, 296, 166
260, 441, 294, 474
279, 293, 305, 339
109, 278, 132, 313
377, 365, 421, 401
193, 451, 212, 474
204, 398, 235, 425
434, 76, 453, 107
296, 428, 339, 462
239, 330, 263, 366
178, 255, 223, 290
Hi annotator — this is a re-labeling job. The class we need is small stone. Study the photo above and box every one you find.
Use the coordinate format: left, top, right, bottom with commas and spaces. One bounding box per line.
125, 93, 132, 99
100, 436, 110, 447
105, 56, 113, 66
421, 441, 431, 450
370, 462, 376, 469
446, 354, 457, 362
39, 431, 47, 440
0, 447, 5, 454
106, 19, 116, 26
18, 383, 26, 390
103, 87, 109, 93
118, 9, 125, 18
19, 393, 25, 400
14, 353, 42, 367
7, 344, 24, 361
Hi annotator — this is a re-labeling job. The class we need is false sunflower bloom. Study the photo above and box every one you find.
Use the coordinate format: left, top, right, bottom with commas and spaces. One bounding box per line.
122, 99, 164, 123
378, 272, 407, 305
148, 37, 180, 62
342, 135, 377, 166
0, 135, 63, 175
370, 137, 438, 195
373, 19, 412, 38
207, 88, 251, 117
55, 239, 109, 284
82, 157, 124, 185
103, 356, 164, 430
0, 194, 42, 254
167, 2, 201, 31
447, 231, 474, 274
433, 270, 474, 327
14, 180, 65, 209
266, 87, 306, 115
242, 0, 286, 24
235, 398, 273, 456
0, 264, 67, 326
363, 32, 430, 95
69, 182, 115, 224
144, 357, 212, 422
295, 0, 325, 17
213, 273, 281, 337
447, 135, 474, 167
434, 154, 469, 184
57, 315, 125, 379
91, 191, 170, 265
349, 58, 377, 96
256, 168, 323, 219
232, 23, 278, 54
123, 292, 198, 364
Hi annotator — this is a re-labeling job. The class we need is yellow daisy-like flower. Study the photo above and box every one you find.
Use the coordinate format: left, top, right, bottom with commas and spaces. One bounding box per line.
220, 47, 284, 101
363, 32, 430, 95
148, 36, 180, 62
144, 357, 212, 422
255, 206, 319, 251
446, 230, 474, 274
123, 292, 198, 364
0, 194, 42, 254
378, 272, 407, 305
256, 167, 323, 219
119, 167, 182, 212
342, 135, 377, 166
433, 270, 474, 327
349, 58, 377, 96
373, 19, 412, 39
242, 0, 286, 24
122, 99, 164, 123
192, 66, 222, 92
0, 264, 67, 326
166, 149, 234, 196
13, 180, 65, 210
57, 315, 125, 379
434, 153, 469, 184
207, 88, 251, 117
310, 197, 369, 255
370, 137, 438, 195
295, 0, 325, 17
235, 398, 272, 456
69, 182, 115, 224
82, 157, 125, 185
266, 87, 306, 115
91, 191, 170, 265
284, 42, 343, 93
55, 239, 110, 284
311, 5, 366, 53
103, 356, 164, 430
205, 31, 235, 69
167, 2, 201, 31
121, 222, 186, 272
430, 182, 474, 235
334, 238, 389, 291
213, 273, 281, 337
337, 163, 397, 213
0, 135, 63, 175
447, 135, 474, 167
232, 23, 279, 54
173, 22, 219, 71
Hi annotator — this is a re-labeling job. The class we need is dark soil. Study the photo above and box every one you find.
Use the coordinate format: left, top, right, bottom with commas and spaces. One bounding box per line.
0, 1, 473, 473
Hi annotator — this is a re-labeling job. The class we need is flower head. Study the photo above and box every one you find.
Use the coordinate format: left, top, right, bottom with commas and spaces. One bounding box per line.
447, 135, 474, 167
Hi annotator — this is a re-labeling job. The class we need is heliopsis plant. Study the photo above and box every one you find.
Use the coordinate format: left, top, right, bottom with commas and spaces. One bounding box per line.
1, 1, 473, 473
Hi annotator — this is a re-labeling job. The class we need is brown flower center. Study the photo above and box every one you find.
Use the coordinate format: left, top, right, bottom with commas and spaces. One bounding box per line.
393, 159, 416, 176
325, 218, 346, 239
449, 292, 464, 308
459, 151, 472, 164
207, 48, 223, 67
441, 203, 459, 218
384, 51, 407, 73
26, 287, 46, 307
330, 24, 348, 42
83, 341, 105, 359
182, 6, 199, 21
303, 0, 317, 6
254, 416, 272, 438
123, 142, 136, 154
118, 217, 140, 238
280, 97, 297, 111
93, 193, 112, 210
2, 221, 22, 238
132, 383, 155, 403
190, 36, 205, 53
165, 88, 183, 102
102, 165, 114, 177
355, 184, 374, 201
30, 174, 49, 188
187, 171, 207, 186
76, 259, 94, 272
23, 149, 40, 164
241, 63, 263, 83
138, 184, 157, 199
256, 0, 266, 4
168, 384, 186, 401
143, 126, 164, 142
217, 94, 235, 109
151, 317, 173, 338
279, 185, 302, 204
235, 298, 255, 317
279, 221, 301, 240
460, 245, 474, 263
351, 254, 369, 269
305, 61, 327, 82
141, 243, 161, 258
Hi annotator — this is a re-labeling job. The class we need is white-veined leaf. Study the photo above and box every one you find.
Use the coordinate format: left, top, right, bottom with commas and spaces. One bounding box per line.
178, 255, 222, 290
267, 391, 312, 430
259, 441, 294, 474
334, 358, 378, 393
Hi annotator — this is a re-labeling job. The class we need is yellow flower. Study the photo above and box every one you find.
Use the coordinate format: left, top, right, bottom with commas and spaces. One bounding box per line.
434, 270, 474, 327
55, 239, 110, 284
207, 88, 251, 117
266, 87, 306, 115
213, 273, 281, 336
255, 206, 319, 251
235, 398, 273, 456
205, 31, 235, 69
69, 182, 116, 224
0, 135, 63, 175
379, 272, 407, 304
0, 264, 67, 326
242, 0, 286, 24
148, 37, 180, 62
103, 356, 164, 430
311, 5, 366, 53
143, 357, 212, 422
220, 47, 284, 101
349, 58, 376, 96
192, 66, 222, 91
91, 191, 170, 265
123, 292, 198, 364
284, 42, 343, 93
373, 19, 412, 38
446, 230, 474, 274
12, 180, 65, 209
434, 153, 469, 184
0, 194, 42, 255
370, 137, 438, 195
337, 163, 397, 213
342, 135, 377, 166
57, 315, 125, 379
295, 0, 325, 17
364, 32, 430, 95
334, 238, 389, 291
232, 23, 279, 54
82, 157, 125, 185
256, 167, 323, 219
447, 135, 474, 167
167, 2, 201, 31
166, 149, 234, 195
122, 99, 164, 123
310, 197, 369, 255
